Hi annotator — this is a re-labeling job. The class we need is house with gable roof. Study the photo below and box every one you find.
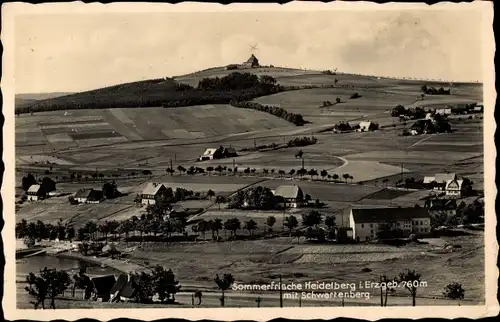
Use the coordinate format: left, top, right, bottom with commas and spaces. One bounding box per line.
273, 184, 305, 208
140, 182, 169, 205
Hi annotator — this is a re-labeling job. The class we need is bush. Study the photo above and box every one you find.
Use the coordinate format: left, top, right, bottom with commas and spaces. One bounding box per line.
287, 136, 317, 147
350, 92, 361, 99
230, 100, 306, 126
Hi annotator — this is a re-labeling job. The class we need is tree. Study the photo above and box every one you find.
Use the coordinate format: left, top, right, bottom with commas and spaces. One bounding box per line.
308, 169, 318, 180
224, 218, 241, 238
214, 273, 235, 307
206, 166, 214, 176
177, 165, 186, 175
266, 216, 277, 234
40, 177, 56, 194
398, 269, 421, 306
197, 219, 209, 239
443, 282, 465, 301
209, 218, 223, 239
284, 215, 299, 236
325, 216, 336, 231
243, 219, 258, 236
289, 169, 296, 178
84, 221, 98, 241
130, 271, 155, 303
102, 181, 121, 199
207, 189, 215, 201
152, 266, 181, 303
302, 210, 323, 229
22, 173, 38, 191
278, 169, 285, 178
332, 174, 339, 182
66, 226, 75, 241
320, 170, 328, 180
342, 173, 350, 183
215, 195, 226, 210
25, 267, 71, 309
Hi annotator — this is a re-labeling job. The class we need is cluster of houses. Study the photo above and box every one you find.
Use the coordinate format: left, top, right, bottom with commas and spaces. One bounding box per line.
198, 146, 238, 161
423, 173, 469, 198
435, 102, 483, 115
26, 185, 59, 201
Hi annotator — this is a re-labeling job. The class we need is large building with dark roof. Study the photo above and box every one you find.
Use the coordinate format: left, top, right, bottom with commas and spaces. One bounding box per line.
349, 207, 431, 241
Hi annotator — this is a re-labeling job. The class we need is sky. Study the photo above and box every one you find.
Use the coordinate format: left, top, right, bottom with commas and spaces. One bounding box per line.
14, 9, 484, 94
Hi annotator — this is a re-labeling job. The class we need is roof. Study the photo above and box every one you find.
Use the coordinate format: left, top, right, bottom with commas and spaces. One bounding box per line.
225, 147, 237, 154
202, 148, 217, 156
110, 273, 136, 298
351, 207, 430, 223
27, 184, 42, 193
75, 188, 93, 199
246, 54, 259, 63
358, 121, 372, 128
274, 185, 303, 199
425, 199, 457, 210
91, 275, 117, 295
88, 189, 103, 201
141, 183, 166, 196
446, 179, 464, 190
423, 173, 456, 184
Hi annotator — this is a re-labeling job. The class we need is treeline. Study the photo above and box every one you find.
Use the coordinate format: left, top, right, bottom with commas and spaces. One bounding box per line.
421, 85, 451, 95
229, 100, 306, 126
16, 73, 283, 114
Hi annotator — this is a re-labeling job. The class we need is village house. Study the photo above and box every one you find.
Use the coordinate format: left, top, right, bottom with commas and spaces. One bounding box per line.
90, 275, 117, 302
424, 198, 457, 217
198, 146, 238, 161
74, 188, 104, 204
109, 273, 137, 303
356, 121, 377, 132
273, 185, 305, 208
198, 148, 218, 161
27, 184, 45, 201
140, 182, 168, 205
435, 107, 452, 115
445, 177, 467, 198
423, 173, 457, 190
349, 207, 431, 242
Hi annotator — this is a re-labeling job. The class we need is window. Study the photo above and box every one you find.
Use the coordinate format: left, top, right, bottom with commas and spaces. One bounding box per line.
365, 236, 369, 241
371, 229, 373, 234
420, 221, 423, 225
361, 224, 364, 228
397, 222, 400, 226
370, 224, 373, 228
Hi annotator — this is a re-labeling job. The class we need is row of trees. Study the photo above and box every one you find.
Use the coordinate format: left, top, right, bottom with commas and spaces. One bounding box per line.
287, 136, 318, 147
421, 85, 451, 95
166, 163, 354, 184
229, 100, 306, 126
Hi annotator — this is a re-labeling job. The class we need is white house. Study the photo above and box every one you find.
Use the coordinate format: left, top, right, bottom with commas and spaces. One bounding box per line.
198, 148, 217, 161
349, 207, 431, 242
435, 108, 452, 115
140, 183, 169, 205
273, 185, 305, 208
357, 121, 372, 132
445, 178, 466, 198
27, 185, 45, 201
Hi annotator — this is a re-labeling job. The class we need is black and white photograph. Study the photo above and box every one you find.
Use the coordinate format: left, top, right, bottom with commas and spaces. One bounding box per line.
2, 1, 497, 320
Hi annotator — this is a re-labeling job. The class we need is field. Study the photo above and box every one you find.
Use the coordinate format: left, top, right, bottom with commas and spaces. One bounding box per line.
14, 66, 485, 308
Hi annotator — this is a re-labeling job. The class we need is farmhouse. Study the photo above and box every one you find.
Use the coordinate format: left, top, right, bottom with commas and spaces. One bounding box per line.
75, 188, 104, 204
349, 207, 431, 241
356, 121, 377, 132
198, 146, 238, 161
423, 173, 457, 190
273, 185, 305, 208
140, 182, 168, 205
27, 184, 45, 201
199, 148, 218, 161
424, 198, 457, 217
435, 108, 452, 115
445, 178, 466, 198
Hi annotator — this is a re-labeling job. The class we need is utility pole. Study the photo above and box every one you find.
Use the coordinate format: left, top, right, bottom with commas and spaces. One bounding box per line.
254, 138, 256, 150
233, 158, 236, 170
279, 275, 283, 308
301, 157, 304, 169
170, 158, 173, 173
380, 275, 384, 307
